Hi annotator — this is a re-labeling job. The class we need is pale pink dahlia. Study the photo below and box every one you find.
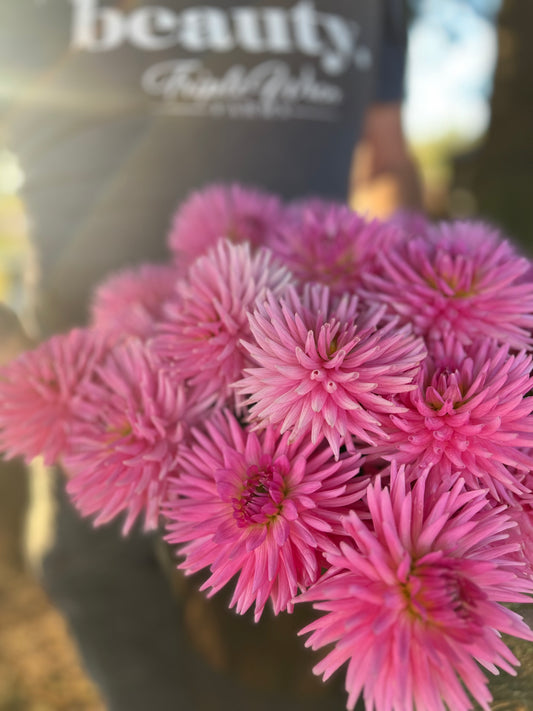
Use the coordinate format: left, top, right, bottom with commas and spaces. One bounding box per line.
268, 201, 402, 296
0, 329, 105, 465
375, 336, 533, 500
153, 239, 293, 407
167, 183, 284, 268
299, 466, 533, 711
236, 284, 426, 458
163, 410, 366, 622
362, 220, 533, 348
65, 340, 206, 534
90, 263, 179, 343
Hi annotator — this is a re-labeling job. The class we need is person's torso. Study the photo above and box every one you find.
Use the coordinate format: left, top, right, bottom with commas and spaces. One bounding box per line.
1, 0, 386, 331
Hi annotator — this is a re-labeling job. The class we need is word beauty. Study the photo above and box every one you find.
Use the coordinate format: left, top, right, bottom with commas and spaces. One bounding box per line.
68, 0, 371, 75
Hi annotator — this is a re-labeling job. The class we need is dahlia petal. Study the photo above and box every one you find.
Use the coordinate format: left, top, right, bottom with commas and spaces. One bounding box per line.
64, 340, 196, 533
362, 220, 533, 349
298, 463, 533, 711
163, 410, 363, 619
0, 329, 106, 465
235, 284, 425, 457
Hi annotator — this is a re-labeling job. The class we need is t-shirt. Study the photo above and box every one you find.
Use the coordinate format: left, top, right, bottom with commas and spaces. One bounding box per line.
1, 7, 407, 708
0, 1, 406, 333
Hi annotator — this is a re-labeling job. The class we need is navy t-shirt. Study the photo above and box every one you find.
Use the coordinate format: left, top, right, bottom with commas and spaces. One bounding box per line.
0, 1, 406, 333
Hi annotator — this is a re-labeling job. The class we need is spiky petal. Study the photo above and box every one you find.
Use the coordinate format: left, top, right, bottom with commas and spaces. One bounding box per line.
236, 284, 426, 458
268, 201, 403, 296
153, 239, 293, 407
362, 220, 533, 348
374, 336, 533, 500
0, 329, 106, 465
167, 183, 284, 268
64, 340, 207, 534
299, 465, 533, 711
487, 469, 533, 578
163, 410, 366, 622
90, 263, 179, 343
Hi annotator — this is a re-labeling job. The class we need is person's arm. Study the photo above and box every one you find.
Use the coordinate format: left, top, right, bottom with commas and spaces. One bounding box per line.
350, 0, 422, 217
350, 102, 423, 216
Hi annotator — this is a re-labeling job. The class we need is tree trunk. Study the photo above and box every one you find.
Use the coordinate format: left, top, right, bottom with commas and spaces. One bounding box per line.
453, 0, 533, 253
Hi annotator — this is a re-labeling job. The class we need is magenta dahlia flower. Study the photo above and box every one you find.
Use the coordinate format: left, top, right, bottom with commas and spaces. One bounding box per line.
64, 339, 207, 534
153, 239, 293, 407
90, 263, 179, 343
268, 200, 403, 296
374, 336, 533, 500
299, 466, 533, 711
236, 284, 426, 458
163, 410, 366, 622
362, 220, 533, 348
167, 183, 284, 267
0, 329, 106, 465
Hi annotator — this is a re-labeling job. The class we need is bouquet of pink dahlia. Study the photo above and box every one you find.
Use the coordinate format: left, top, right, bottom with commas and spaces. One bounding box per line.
2, 184, 533, 711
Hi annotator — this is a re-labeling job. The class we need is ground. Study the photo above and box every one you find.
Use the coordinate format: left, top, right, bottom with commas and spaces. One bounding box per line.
0, 458, 104, 711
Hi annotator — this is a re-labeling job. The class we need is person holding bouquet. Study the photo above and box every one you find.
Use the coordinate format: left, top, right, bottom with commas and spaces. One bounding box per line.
0, 2, 421, 709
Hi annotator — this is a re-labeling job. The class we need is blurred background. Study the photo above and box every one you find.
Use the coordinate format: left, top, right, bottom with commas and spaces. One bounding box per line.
1, 0, 532, 708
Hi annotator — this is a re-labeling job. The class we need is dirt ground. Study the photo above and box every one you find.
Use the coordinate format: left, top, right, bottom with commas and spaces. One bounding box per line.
0, 458, 104, 711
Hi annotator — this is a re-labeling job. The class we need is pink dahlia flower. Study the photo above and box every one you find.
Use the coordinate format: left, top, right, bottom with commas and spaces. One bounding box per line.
90, 263, 179, 343
65, 340, 206, 534
268, 200, 403, 296
362, 220, 533, 348
153, 239, 293, 407
501, 502, 533, 579
0, 329, 105, 465
487, 469, 533, 577
236, 284, 426, 458
374, 336, 533, 500
299, 466, 533, 711
163, 410, 366, 622
167, 183, 284, 268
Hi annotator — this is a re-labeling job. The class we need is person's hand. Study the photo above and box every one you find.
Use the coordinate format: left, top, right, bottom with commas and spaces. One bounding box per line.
350, 103, 423, 217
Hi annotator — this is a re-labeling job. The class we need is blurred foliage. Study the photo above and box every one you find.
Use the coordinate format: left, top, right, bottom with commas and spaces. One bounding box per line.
0, 151, 31, 310
410, 131, 483, 218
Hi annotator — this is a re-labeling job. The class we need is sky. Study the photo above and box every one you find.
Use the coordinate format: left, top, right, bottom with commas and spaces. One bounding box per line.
403, 0, 502, 143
